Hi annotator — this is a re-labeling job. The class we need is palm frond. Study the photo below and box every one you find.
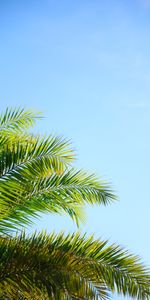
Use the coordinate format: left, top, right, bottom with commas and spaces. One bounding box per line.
0, 169, 116, 233
0, 135, 75, 179
0, 232, 149, 299
0, 107, 149, 300
0, 107, 41, 133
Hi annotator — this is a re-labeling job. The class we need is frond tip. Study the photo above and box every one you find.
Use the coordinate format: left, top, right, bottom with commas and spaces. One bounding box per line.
0, 107, 41, 133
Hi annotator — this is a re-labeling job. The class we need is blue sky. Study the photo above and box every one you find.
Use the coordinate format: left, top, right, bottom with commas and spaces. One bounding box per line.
0, 1, 150, 299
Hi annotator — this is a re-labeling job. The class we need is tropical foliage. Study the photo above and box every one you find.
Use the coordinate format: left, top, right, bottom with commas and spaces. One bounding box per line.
0, 108, 149, 299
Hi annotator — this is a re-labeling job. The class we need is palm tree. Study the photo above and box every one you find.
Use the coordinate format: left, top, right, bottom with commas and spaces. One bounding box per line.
0, 108, 149, 300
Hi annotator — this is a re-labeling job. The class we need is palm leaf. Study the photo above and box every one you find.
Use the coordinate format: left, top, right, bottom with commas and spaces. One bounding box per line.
0, 107, 149, 300
0, 169, 116, 233
0, 232, 149, 299
0, 135, 75, 179
0, 107, 41, 133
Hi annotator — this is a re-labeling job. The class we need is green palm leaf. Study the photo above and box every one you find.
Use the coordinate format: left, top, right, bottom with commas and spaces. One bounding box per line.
0, 169, 116, 233
0, 135, 75, 179
0, 232, 149, 299
0, 107, 149, 299
0, 107, 41, 133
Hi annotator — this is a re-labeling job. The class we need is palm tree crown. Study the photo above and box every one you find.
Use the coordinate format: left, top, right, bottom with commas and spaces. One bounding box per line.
0, 108, 149, 299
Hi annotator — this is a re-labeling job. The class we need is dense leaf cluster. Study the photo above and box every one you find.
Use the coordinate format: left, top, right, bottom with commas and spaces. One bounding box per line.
0, 108, 149, 299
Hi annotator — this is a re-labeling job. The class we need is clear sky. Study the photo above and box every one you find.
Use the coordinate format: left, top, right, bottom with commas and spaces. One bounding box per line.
0, 1, 150, 299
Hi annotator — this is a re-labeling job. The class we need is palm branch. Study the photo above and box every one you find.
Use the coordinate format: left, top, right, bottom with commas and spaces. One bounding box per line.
0, 107, 40, 133
0, 109, 115, 233
0, 108, 149, 299
0, 232, 149, 300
